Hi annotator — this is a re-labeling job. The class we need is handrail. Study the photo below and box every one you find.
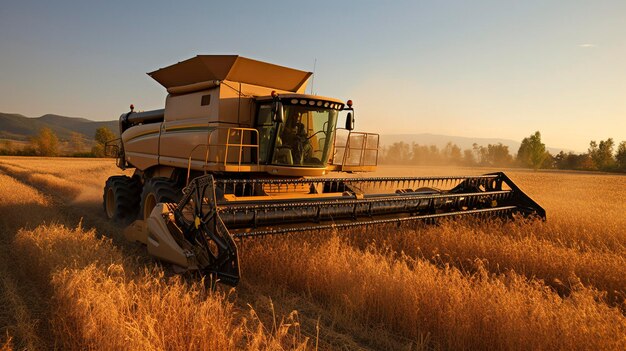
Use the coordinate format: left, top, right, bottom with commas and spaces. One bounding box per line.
349, 131, 379, 167
104, 138, 125, 169
207, 127, 260, 169
332, 129, 380, 170
331, 128, 349, 166
186, 143, 211, 186
186, 126, 260, 185
104, 138, 122, 157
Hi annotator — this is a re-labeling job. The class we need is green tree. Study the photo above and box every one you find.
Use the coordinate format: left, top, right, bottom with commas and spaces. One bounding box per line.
1, 140, 13, 154
517, 131, 547, 170
92, 127, 116, 157
428, 145, 441, 164
472, 143, 486, 165
31, 127, 59, 156
443, 142, 462, 165
70, 132, 86, 153
555, 151, 579, 170
411, 144, 430, 165
95, 127, 116, 146
482, 143, 513, 166
462, 149, 476, 166
588, 138, 615, 171
384, 141, 411, 164
541, 151, 555, 169
615, 141, 626, 171
449, 144, 462, 165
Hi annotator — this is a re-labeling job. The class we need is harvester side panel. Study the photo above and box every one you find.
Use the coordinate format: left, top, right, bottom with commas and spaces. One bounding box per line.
121, 123, 161, 170
164, 88, 220, 122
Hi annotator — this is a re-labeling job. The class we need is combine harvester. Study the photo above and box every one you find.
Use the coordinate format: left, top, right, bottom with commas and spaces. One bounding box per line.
103, 55, 545, 285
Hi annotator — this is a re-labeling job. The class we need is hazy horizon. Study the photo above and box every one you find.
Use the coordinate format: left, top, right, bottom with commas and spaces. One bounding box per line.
1, 1, 624, 151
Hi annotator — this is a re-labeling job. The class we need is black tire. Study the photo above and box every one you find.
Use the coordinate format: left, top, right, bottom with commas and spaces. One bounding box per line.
140, 177, 182, 220
103, 175, 141, 222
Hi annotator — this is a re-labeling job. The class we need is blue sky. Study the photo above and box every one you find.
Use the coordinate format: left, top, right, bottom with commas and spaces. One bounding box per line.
1, 0, 625, 151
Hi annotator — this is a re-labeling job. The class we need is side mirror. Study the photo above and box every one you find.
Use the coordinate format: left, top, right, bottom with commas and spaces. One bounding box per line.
272, 101, 284, 123
345, 112, 354, 131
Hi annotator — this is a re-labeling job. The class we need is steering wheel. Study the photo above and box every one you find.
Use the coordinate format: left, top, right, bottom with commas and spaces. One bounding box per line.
306, 130, 326, 141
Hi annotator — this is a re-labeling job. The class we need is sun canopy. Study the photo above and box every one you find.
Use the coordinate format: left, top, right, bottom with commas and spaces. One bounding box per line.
148, 55, 312, 93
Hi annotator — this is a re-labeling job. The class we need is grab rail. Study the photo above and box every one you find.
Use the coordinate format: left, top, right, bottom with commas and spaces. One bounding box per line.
186, 126, 260, 185
104, 138, 126, 169
210, 127, 260, 169
332, 129, 380, 170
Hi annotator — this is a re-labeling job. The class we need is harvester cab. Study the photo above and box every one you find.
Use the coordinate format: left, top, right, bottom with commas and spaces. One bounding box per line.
103, 55, 545, 286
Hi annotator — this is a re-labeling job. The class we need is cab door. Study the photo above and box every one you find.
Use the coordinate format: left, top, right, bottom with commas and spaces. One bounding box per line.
255, 103, 276, 164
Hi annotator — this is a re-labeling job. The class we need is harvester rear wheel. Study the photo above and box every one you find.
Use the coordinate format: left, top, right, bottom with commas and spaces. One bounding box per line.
140, 177, 182, 220
103, 176, 141, 222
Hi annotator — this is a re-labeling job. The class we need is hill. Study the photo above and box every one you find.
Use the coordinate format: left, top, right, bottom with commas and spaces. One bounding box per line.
380, 133, 570, 155
0, 112, 118, 141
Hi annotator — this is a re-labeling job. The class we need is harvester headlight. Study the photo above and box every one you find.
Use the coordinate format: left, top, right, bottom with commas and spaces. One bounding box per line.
316, 101, 323, 106
324, 102, 329, 107
291, 99, 298, 104
299, 99, 307, 105
309, 100, 315, 106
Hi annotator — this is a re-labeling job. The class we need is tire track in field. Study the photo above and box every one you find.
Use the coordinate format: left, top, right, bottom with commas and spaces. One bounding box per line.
0, 162, 144, 256
0, 170, 56, 350
0, 256, 47, 351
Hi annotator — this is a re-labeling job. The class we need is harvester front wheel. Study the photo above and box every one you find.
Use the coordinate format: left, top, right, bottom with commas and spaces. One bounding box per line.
103, 176, 141, 222
140, 177, 182, 220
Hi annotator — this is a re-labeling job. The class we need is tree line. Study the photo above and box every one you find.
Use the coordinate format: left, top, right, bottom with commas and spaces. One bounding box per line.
0, 127, 117, 157
380, 141, 515, 167
3, 127, 626, 172
380, 131, 626, 173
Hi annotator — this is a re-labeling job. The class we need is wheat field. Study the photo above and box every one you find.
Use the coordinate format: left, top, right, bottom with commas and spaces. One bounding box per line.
0, 157, 625, 350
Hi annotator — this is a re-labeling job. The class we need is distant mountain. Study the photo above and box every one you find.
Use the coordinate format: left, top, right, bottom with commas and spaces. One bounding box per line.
0, 113, 118, 141
380, 133, 569, 155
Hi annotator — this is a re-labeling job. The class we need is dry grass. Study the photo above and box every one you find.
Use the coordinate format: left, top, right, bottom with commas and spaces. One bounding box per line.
10, 223, 309, 351
0, 171, 52, 219
503, 171, 626, 253
0, 172, 55, 349
52, 265, 308, 351
1, 157, 626, 350
0, 337, 12, 351
243, 235, 626, 350
350, 219, 626, 306
1, 161, 307, 350
0, 162, 82, 200
0, 271, 44, 351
